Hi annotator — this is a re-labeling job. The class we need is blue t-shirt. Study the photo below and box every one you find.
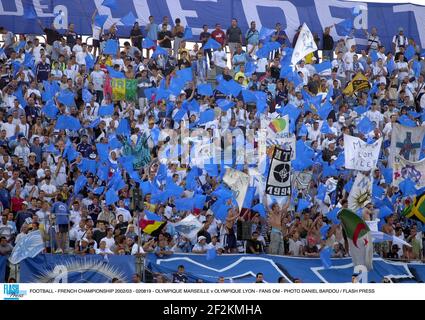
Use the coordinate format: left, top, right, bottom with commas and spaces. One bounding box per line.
52, 201, 69, 225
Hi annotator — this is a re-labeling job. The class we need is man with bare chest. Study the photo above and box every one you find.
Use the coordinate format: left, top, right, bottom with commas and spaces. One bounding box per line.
268, 201, 289, 255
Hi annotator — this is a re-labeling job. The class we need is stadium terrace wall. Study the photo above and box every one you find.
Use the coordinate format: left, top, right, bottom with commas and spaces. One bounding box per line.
0, 0, 424, 52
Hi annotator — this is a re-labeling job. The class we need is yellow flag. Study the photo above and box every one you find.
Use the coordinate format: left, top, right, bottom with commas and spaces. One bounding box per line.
343, 73, 370, 96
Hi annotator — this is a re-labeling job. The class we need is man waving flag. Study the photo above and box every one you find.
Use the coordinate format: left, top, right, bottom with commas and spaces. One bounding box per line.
291, 23, 317, 66
338, 209, 373, 271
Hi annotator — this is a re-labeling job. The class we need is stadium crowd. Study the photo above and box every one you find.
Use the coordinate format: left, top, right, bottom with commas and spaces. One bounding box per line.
0, 11, 425, 283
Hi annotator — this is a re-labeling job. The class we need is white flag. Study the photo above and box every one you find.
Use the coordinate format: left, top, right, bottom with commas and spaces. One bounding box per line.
389, 123, 425, 166
173, 214, 203, 241
291, 23, 318, 66
348, 172, 373, 212
223, 168, 250, 212
393, 155, 425, 189
344, 134, 382, 171
9, 230, 44, 264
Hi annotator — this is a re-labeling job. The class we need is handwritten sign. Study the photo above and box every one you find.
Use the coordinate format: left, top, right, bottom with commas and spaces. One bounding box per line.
344, 135, 382, 171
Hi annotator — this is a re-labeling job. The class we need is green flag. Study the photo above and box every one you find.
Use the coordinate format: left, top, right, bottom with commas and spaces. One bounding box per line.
338, 209, 373, 271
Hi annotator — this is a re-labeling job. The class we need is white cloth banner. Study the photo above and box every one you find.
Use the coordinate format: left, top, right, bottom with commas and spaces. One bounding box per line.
291, 23, 318, 66
9, 230, 44, 264
389, 123, 425, 166
223, 168, 250, 212
344, 134, 382, 171
348, 172, 373, 212
393, 155, 425, 189
173, 214, 203, 241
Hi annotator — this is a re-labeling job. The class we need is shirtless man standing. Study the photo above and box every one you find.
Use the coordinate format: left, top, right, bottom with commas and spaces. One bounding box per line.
268, 200, 289, 255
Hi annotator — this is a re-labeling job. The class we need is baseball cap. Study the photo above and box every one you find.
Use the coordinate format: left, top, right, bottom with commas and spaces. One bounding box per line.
198, 236, 207, 242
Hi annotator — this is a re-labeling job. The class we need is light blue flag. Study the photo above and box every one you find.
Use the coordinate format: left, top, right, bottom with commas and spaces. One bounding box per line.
199, 109, 215, 124
82, 89, 93, 103
203, 38, 221, 50
85, 54, 95, 70
379, 206, 393, 219
106, 66, 125, 79
320, 246, 333, 269
326, 208, 340, 225
116, 119, 131, 136
142, 38, 155, 49
87, 118, 101, 129
174, 198, 195, 211
398, 115, 416, 128
297, 199, 310, 212
194, 195, 207, 209
145, 210, 162, 221
103, 39, 119, 56
57, 90, 76, 106
387, 59, 395, 74
216, 99, 235, 111
320, 224, 331, 240
184, 26, 193, 40
120, 11, 137, 27
93, 186, 105, 195
99, 104, 115, 116
56, 115, 81, 131
357, 117, 375, 134
105, 188, 119, 205
405, 45, 416, 61
197, 83, 214, 96
74, 175, 87, 195
318, 101, 333, 120
242, 90, 257, 103
252, 203, 266, 217
259, 26, 275, 40
94, 14, 108, 27
152, 46, 168, 58
9, 230, 44, 264
370, 50, 379, 63
413, 60, 422, 78
399, 179, 417, 197
314, 61, 332, 74
176, 67, 193, 82
42, 101, 59, 119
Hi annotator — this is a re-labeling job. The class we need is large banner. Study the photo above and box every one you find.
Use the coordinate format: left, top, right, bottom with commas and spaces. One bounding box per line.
20, 254, 136, 283
389, 124, 425, 166
111, 79, 138, 102
344, 134, 382, 171
1, 1, 425, 51
146, 253, 421, 283
266, 147, 291, 197
348, 172, 373, 212
393, 155, 425, 189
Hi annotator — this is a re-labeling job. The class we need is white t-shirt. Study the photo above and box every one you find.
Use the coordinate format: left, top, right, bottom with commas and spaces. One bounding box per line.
91, 70, 105, 91
1, 122, 16, 138
72, 44, 83, 54
100, 236, 115, 250
131, 243, 146, 255
76, 51, 87, 66
212, 50, 227, 69
288, 238, 303, 256
396, 61, 409, 80
116, 207, 132, 222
